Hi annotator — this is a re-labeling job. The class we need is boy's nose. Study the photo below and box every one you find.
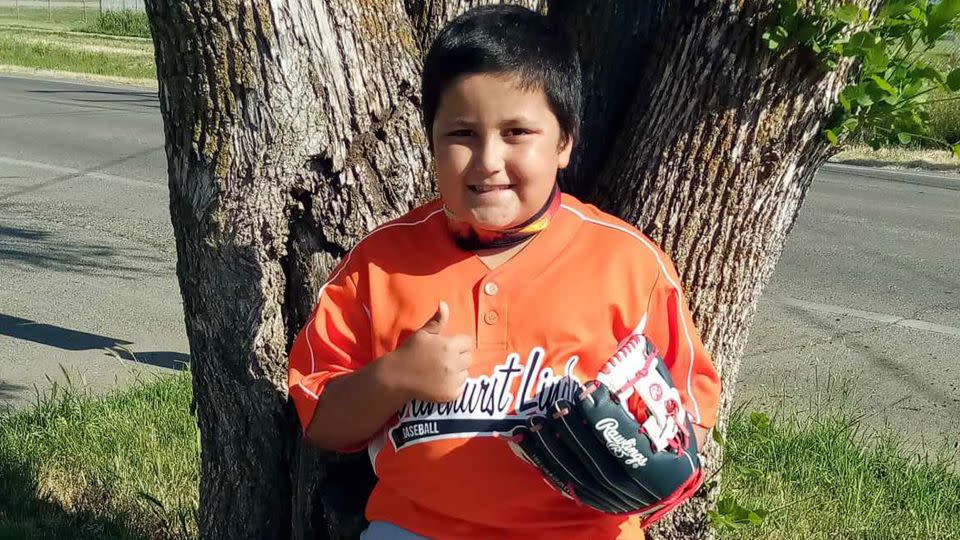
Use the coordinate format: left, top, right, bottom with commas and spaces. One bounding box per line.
474, 136, 505, 177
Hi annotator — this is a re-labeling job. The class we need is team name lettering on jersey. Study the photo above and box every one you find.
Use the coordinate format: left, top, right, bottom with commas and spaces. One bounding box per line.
389, 348, 583, 450
595, 418, 649, 468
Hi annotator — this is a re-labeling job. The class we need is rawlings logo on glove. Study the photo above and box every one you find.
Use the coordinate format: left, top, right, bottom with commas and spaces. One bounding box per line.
594, 418, 648, 469
505, 330, 704, 527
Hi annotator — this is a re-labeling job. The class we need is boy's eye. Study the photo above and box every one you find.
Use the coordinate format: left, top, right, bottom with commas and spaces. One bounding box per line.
504, 128, 534, 138
446, 129, 474, 137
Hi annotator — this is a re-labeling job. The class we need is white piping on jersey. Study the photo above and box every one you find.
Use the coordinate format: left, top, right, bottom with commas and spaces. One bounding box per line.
560, 204, 702, 425
304, 207, 446, 375
368, 430, 387, 476
297, 383, 319, 400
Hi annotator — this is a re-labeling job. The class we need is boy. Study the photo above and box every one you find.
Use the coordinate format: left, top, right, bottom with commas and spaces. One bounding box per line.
288, 5, 721, 539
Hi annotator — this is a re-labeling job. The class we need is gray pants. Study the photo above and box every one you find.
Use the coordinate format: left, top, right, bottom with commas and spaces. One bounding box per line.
360, 521, 430, 540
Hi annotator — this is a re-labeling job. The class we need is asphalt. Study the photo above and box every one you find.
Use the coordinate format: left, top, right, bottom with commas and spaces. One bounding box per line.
0, 74, 182, 410
0, 74, 957, 453
739, 168, 960, 452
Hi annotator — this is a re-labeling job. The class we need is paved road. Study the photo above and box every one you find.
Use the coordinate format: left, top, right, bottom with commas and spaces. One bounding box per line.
0, 74, 182, 409
0, 75, 957, 451
739, 168, 960, 450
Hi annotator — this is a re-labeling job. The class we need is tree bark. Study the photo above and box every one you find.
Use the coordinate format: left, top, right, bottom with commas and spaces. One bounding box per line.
552, 3, 855, 537
145, 0, 857, 538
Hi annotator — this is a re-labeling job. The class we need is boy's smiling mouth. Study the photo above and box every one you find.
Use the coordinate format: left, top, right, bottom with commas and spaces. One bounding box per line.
468, 184, 515, 193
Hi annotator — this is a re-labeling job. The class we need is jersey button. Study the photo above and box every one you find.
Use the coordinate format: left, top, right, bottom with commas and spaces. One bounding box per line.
483, 282, 499, 296
483, 310, 499, 325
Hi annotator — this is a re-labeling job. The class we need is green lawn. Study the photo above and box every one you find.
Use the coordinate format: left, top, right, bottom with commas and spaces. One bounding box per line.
0, 371, 198, 540
0, 6, 154, 81
0, 7, 90, 32
0, 27, 155, 80
1, 371, 957, 540
718, 409, 960, 539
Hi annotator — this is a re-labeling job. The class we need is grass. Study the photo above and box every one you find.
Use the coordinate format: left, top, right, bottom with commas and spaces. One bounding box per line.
0, 27, 155, 80
0, 7, 91, 32
718, 408, 960, 540
0, 370, 198, 540
0, 7, 149, 38
77, 10, 150, 38
1, 372, 958, 540
832, 144, 960, 172
0, 7, 154, 81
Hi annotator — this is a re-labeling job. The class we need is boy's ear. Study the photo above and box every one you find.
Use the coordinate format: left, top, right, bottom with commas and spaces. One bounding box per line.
557, 134, 574, 169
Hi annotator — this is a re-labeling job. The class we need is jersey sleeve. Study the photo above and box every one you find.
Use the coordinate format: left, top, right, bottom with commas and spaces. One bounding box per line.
287, 255, 373, 445
642, 252, 722, 429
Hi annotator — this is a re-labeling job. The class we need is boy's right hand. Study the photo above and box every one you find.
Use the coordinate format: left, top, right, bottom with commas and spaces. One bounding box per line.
386, 301, 474, 403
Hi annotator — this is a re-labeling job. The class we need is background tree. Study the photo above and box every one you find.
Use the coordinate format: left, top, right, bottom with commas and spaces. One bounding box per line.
142, 0, 960, 538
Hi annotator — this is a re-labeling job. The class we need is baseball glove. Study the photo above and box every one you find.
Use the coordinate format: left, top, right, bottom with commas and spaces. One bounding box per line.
505, 332, 704, 527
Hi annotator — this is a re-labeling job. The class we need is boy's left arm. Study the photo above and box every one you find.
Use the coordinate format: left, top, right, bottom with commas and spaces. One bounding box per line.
643, 263, 722, 449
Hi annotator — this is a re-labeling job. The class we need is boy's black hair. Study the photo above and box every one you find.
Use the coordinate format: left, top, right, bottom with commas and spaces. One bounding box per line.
421, 5, 582, 149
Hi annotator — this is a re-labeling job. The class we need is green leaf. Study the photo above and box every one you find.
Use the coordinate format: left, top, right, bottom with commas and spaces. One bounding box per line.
898, 132, 912, 144
845, 31, 878, 54
838, 93, 851, 112
870, 75, 897, 95
749, 508, 771, 524
712, 428, 725, 447
825, 129, 839, 145
750, 411, 772, 430
747, 511, 766, 525
708, 510, 737, 531
779, 0, 799, 18
878, 0, 914, 20
952, 143, 960, 159
928, 0, 960, 41
914, 65, 944, 83
839, 84, 864, 111
717, 496, 736, 515
834, 4, 861, 24
711, 496, 770, 529
842, 117, 859, 133
864, 47, 890, 74
762, 31, 781, 50
947, 68, 960, 91
908, 6, 925, 23
795, 19, 818, 44
903, 80, 926, 99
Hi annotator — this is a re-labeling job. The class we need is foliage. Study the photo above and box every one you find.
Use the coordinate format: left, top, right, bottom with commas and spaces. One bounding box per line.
716, 406, 960, 539
3, 371, 957, 539
0, 27, 156, 80
77, 10, 151, 39
0, 368, 198, 540
764, 0, 960, 156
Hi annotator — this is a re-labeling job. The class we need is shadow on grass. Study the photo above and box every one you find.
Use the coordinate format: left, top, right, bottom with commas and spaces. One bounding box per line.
0, 459, 146, 540
831, 156, 960, 172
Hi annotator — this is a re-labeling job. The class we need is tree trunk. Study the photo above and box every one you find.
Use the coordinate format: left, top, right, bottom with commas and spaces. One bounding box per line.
554, 3, 854, 537
145, 0, 855, 538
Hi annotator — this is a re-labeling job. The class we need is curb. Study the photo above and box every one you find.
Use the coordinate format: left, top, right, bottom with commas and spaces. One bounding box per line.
821, 163, 960, 191
0, 66, 157, 91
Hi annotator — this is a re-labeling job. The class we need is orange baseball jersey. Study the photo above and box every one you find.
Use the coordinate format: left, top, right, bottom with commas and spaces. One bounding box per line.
288, 192, 721, 540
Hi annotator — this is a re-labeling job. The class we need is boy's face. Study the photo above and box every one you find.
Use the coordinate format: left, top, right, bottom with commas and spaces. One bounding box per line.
431, 73, 573, 230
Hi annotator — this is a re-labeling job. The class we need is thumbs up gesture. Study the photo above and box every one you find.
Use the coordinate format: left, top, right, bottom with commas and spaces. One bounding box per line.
387, 301, 474, 403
